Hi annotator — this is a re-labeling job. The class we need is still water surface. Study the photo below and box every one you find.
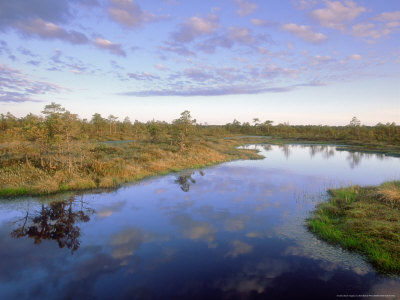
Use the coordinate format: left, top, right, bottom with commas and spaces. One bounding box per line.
1, 145, 399, 300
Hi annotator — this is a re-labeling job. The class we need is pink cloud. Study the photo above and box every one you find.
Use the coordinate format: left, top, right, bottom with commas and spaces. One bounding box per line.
375, 11, 400, 22
233, 0, 258, 17
228, 26, 255, 44
16, 18, 88, 44
108, 0, 166, 28
352, 23, 396, 40
159, 41, 196, 56
350, 9, 400, 42
311, 1, 366, 31
128, 72, 159, 80
281, 23, 327, 43
250, 19, 277, 27
155, 64, 169, 71
292, 0, 318, 10
348, 54, 362, 60
183, 68, 214, 82
172, 14, 219, 43
94, 37, 126, 56
311, 55, 334, 65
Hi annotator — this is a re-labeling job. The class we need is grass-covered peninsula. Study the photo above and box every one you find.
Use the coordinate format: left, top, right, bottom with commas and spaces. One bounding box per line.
308, 181, 400, 274
0, 137, 264, 197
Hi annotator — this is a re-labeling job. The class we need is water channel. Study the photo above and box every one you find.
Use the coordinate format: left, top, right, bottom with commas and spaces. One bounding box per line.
1, 144, 399, 299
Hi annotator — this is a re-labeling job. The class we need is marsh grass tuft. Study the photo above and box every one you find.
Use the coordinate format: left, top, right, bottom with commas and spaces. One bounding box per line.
375, 181, 400, 207
308, 181, 400, 274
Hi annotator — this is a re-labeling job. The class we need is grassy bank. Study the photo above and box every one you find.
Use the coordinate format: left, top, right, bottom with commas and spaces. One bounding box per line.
308, 181, 400, 274
0, 137, 265, 197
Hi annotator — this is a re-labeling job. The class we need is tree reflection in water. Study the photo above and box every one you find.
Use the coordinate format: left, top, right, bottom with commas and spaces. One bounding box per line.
262, 144, 272, 152
347, 152, 363, 169
280, 144, 291, 159
10, 197, 94, 253
175, 170, 204, 192
307, 145, 335, 159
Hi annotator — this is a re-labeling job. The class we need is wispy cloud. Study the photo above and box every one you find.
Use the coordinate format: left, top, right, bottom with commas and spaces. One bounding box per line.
159, 41, 196, 57
0, 64, 68, 102
118, 81, 326, 97
154, 64, 169, 71
171, 14, 219, 43
310, 55, 334, 66
115, 55, 342, 97
94, 37, 126, 56
250, 19, 277, 27
310, 0, 366, 31
128, 72, 159, 81
27, 60, 41, 66
292, 0, 318, 10
0, 0, 72, 30
228, 26, 256, 44
281, 23, 327, 43
108, 0, 167, 28
0, 40, 16, 61
233, 0, 258, 17
0, 91, 42, 103
350, 10, 400, 42
348, 54, 362, 60
17, 46, 38, 58
16, 18, 89, 44
196, 26, 270, 54
162, 0, 179, 5
183, 68, 214, 82
47, 50, 98, 75
375, 11, 400, 22
352, 22, 398, 41
196, 35, 234, 54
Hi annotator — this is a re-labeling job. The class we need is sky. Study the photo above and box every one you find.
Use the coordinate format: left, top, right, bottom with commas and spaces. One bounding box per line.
0, 0, 399, 125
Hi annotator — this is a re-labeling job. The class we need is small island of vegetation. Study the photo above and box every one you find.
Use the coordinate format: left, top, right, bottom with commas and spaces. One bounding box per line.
308, 181, 400, 273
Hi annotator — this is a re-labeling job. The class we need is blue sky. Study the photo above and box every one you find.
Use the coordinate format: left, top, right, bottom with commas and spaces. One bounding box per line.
0, 0, 399, 125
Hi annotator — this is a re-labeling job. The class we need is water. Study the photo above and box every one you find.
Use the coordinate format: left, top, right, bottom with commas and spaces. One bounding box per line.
0, 144, 399, 300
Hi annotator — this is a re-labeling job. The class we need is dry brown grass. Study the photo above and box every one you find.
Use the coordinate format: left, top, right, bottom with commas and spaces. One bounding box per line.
32, 177, 59, 194
98, 177, 118, 188
376, 182, 400, 207
0, 137, 265, 196
66, 177, 96, 190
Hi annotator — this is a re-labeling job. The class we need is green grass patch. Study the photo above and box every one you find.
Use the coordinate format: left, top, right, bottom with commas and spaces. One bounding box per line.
308, 181, 400, 274
0, 187, 31, 197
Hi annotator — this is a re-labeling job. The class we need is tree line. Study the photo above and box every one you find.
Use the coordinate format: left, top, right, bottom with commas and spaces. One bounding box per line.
224, 116, 399, 143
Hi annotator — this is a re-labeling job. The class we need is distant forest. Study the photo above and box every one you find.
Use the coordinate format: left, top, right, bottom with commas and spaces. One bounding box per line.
1, 103, 398, 146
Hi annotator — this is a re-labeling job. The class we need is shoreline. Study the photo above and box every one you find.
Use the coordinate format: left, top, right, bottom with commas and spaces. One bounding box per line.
1, 137, 399, 198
